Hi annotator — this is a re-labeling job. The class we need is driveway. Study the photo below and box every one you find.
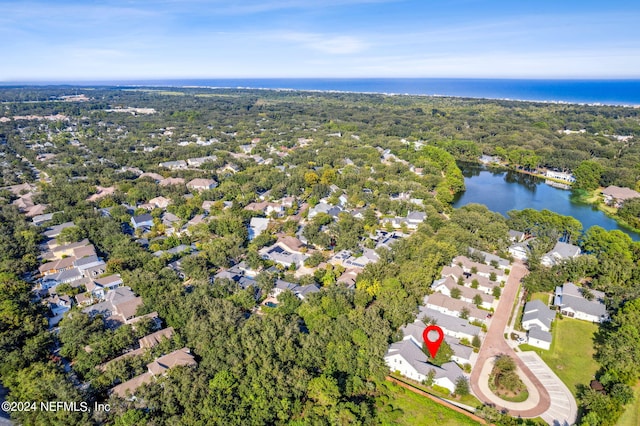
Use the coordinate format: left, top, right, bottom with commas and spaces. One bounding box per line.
469, 261, 552, 417
518, 351, 577, 426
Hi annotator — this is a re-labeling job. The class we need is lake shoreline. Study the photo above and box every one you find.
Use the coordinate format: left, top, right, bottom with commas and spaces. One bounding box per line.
474, 162, 640, 236
453, 164, 640, 240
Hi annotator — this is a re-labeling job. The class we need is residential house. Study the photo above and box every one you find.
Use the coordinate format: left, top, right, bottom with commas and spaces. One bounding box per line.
417, 308, 481, 342
431, 276, 494, 309
554, 282, 609, 323
244, 201, 285, 217
42, 221, 76, 240
272, 280, 298, 297
82, 286, 144, 328
158, 160, 188, 169
527, 326, 552, 350
440, 264, 501, 294
308, 202, 342, 219
468, 248, 510, 269
522, 300, 554, 332
601, 185, 640, 208
508, 230, 526, 242
131, 213, 154, 231
45, 294, 73, 327
295, 284, 321, 300
400, 320, 474, 366
425, 293, 489, 324
382, 211, 426, 230
384, 338, 466, 393
186, 156, 217, 167
259, 236, 308, 268
541, 241, 581, 267
508, 241, 531, 261
451, 256, 505, 280
158, 177, 185, 187
138, 172, 164, 182
148, 196, 171, 209
86, 274, 123, 299
111, 348, 197, 398
248, 217, 270, 240
186, 178, 218, 191
546, 170, 576, 183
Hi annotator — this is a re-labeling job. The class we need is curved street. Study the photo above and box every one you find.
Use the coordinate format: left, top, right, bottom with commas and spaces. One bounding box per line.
469, 261, 552, 417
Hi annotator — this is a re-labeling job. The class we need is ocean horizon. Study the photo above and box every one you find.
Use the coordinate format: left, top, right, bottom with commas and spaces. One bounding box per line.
3, 78, 640, 106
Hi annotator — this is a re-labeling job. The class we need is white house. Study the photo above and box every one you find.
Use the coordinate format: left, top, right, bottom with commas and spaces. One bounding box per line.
416, 308, 481, 342
527, 326, 552, 350
554, 282, 609, 323
541, 241, 581, 267
521, 300, 554, 332
384, 338, 466, 393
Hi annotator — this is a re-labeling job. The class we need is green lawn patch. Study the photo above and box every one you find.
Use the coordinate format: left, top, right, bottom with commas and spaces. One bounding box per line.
616, 381, 640, 426
522, 318, 599, 396
379, 381, 481, 426
529, 292, 550, 305
389, 373, 481, 407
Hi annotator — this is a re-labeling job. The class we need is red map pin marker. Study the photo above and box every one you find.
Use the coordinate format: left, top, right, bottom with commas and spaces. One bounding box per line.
422, 325, 444, 358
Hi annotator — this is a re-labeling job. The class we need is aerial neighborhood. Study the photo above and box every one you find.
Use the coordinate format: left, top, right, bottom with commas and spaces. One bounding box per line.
1, 87, 638, 426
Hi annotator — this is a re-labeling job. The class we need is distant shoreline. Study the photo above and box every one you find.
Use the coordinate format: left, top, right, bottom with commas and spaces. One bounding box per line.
2, 78, 640, 108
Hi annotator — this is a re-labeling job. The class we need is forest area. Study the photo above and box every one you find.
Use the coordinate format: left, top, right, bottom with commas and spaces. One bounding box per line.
0, 87, 640, 425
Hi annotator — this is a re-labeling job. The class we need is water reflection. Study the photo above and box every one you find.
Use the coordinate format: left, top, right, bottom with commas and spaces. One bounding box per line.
453, 164, 639, 240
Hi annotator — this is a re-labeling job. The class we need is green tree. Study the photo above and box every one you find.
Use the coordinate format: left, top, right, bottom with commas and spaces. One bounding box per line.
454, 376, 470, 396
574, 160, 603, 191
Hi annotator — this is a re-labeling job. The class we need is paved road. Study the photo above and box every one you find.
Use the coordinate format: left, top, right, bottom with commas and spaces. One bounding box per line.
518, 351, 577, 426
469, 261, 552, 417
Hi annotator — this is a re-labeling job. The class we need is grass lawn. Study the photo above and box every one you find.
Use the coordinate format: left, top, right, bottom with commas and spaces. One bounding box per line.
521, 318, 599, 396
389, 373, 481, 408
617, 381, 640, 426
529, 292, 550, 305
379, 381, 481, 426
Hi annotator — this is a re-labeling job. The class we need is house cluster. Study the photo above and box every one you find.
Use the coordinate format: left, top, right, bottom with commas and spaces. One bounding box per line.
4, 182, 49, 218
507, 231, 581, 267
158, 155, 217, 170
384, 252, 508, 392
82, 285, 159, 329
34, 223, 119, 325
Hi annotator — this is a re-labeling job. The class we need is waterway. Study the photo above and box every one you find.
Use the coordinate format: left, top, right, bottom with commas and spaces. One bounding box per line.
451, 164, 640, 241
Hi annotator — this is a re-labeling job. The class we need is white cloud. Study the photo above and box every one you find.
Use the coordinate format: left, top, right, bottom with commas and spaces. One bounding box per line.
276, 32, 369, 54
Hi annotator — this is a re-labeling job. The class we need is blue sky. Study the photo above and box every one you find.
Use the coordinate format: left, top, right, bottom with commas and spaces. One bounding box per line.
2, 0, 639, 80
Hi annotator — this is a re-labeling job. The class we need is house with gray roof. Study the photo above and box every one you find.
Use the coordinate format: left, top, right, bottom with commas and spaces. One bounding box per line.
541, 241, 581, 267
425, 293, 489, 324
295, 284, 321, 300
400, 320, 475, 366
522, 300, 555, 332
259, 238, 309, 268
431, 276, 494, 309
416, 308, 481, 342
468, 248, 510, 269
554, 282, 609, 323
527, 326, 552, 350
384, 338, 466, 393
308, 202, 342, 219
131, 213, 153, 230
